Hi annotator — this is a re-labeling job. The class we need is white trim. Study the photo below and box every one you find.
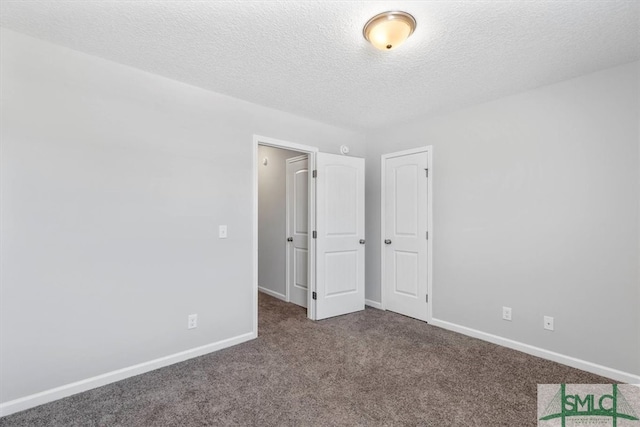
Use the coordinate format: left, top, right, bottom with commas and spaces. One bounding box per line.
380, 155, 386, 311
0, 332, 255, 418
382, 146, 432, 159
253, 136, 259, 337
253, 135, 318, 321
308, 151, 317, 320
430, 318, 640, 384
258, 286, 287, 302
255, 135, 319, 153
365, 299, 383, 310
426, 148, 433, 322
380, 146, 433, 321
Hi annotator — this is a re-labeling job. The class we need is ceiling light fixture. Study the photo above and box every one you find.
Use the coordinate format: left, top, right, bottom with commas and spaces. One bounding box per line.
363, 11, 416, 51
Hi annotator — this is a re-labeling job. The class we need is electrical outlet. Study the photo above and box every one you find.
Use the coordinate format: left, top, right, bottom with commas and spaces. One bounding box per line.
544, 316, 554, 331
188, 314, 198, 329
502, 306, 512, 321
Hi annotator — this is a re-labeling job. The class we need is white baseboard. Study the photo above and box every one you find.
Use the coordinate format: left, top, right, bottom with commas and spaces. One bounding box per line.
430, 318, 640, 384
365, 299, 383, 310
0, 331, 256, 418
258, 286, 287, 302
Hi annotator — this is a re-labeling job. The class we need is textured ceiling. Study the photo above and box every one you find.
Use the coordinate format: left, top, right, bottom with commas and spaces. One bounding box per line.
1, 1, 639, 131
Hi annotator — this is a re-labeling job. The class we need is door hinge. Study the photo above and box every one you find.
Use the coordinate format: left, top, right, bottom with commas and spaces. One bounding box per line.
312, 230, 317, 239
312, 291, 317, 300
312, 170, 317, 178
426, 231, 429, 240
425, 168, 429, 178
426, 294, 429, 303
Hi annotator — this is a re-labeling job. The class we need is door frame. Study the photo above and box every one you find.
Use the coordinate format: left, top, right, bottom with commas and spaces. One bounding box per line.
380, 146, 433, 322
253, 135, 318, 332
285, 154, 310, 307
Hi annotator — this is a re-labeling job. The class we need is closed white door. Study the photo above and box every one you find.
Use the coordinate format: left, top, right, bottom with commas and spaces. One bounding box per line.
286, 155, 309, 308
383, 150, 429, 321
315, 153, 365, 320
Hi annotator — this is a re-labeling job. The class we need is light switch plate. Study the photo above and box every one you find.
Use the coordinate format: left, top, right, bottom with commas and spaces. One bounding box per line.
219, 225, 227, 239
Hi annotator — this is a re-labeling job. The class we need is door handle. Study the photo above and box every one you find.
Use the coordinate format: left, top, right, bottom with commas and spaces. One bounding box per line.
287, 237, 293, 242
384, 239, 392, 245
359, 239, 365, 245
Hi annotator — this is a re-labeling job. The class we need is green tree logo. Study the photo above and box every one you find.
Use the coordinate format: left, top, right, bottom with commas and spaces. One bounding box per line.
540, 384, 639, 427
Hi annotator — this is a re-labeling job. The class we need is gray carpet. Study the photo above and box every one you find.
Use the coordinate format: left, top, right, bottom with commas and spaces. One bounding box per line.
1, 293, 612, 426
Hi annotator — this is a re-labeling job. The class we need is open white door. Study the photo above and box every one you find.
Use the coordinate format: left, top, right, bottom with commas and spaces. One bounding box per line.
286, 155, 309, 308
314, 153, 365, 320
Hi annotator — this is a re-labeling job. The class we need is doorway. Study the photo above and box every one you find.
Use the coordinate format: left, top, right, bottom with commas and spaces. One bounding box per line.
254, 136, 318, 326
257, 142, 315, 320
381, 147, 433, 322
252, 135, 366, 331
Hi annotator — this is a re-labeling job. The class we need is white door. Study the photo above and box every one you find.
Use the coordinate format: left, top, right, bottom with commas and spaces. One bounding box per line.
286, 155, 309, 308
315, 153, 365, 320
383, 150, 429, 321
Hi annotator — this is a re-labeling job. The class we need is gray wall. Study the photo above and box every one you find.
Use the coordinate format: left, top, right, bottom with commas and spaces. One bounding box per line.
2, 26, 638, 407
0, 29, 365, 403
365, 61, 640, 375
258, 146, 304, 297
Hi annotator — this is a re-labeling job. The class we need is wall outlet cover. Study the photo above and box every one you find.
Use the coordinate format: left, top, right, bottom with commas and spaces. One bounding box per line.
188, 314, 198, 329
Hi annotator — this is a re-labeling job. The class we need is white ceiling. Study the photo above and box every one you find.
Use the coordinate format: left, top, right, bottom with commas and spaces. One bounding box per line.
1, 1, 638, 131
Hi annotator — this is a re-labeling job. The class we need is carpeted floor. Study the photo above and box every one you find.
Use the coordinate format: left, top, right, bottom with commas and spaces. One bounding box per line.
1, 293, 612, 426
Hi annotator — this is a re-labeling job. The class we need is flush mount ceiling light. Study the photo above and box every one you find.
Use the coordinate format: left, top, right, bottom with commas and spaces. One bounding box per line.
363, 11, 416, 51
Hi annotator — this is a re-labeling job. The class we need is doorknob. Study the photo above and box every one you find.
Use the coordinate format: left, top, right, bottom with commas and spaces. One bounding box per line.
384, 239, 392, 244
287, 237, 293, 242
359, 239, 365, 244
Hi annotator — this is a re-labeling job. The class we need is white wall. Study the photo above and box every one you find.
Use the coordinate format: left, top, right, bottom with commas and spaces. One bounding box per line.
365, 62, 640, 376
0, 28, 365, 405
258, 145, 304, 298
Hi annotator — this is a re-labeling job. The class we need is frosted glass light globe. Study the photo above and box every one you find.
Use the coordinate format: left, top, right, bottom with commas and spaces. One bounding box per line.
363, 11, 416, 51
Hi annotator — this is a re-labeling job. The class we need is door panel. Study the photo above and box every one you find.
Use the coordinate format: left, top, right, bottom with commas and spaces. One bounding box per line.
325, 251, 358, 296
325, 166, 358, 235
286, 155, 309, 308
294, 248, 308, 290
315, 153, 365, 320
395, 251, 419, 296
395, 164, 419, 236
384, 151, 429, 321
295, 170, 308, 233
